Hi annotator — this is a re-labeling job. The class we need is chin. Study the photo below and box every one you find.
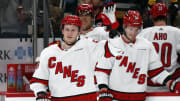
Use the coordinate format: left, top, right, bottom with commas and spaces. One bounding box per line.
69, 41, 76, 44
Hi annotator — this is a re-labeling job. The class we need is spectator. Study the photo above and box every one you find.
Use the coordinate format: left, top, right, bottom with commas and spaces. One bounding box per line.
0, 0, 32, 34
175, 10, 180, 28
49, 3, 64, 36
168, 0, 179, 26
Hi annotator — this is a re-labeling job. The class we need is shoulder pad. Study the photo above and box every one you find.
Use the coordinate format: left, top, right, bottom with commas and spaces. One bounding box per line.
48, 41, 60, 46
85, 37, 99, 43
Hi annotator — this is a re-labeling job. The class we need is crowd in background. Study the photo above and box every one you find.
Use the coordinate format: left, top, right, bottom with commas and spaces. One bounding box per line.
0, 0, 180, 37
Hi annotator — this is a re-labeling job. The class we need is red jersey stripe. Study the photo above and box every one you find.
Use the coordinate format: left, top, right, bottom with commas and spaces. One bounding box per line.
111, 89, 146, 101
148, 67, 164, 78
30, 77, 48, 86
95, 67, 112, 75
51, 92, 97, 101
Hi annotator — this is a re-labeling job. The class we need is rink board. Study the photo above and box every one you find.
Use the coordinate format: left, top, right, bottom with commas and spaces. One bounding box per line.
1, 92, 180, 101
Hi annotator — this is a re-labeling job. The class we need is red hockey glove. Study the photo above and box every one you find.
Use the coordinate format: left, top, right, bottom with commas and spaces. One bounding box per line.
100, 0, 119, 31
36, 91, 50, 101
98, 90, 113, 101
169, 77, 180, 94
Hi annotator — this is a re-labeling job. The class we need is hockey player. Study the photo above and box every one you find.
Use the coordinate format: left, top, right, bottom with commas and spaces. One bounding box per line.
138, 3, 180, 92
30, 15, 104, 101
95, 10, 180, 101
76, 2, 119, 41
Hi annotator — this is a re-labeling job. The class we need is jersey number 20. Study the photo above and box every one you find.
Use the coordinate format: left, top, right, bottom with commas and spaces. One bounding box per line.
152, 42, 172, 67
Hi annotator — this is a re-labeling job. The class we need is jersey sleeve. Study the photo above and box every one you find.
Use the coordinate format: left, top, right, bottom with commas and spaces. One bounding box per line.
148, 42, 170, 84
95, 56, 114, 87
95, 27, 109, 41
95, 41, 115, 87
100, 27, 109, 41
94, 40, 107, 60
30, 48, 49, 96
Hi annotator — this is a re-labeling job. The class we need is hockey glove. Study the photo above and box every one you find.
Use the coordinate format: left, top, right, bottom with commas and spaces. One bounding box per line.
169, 77, 180, 94
109, 29, 120, 38
100, 0, 119, 31
36, 91, 50, 101
98, 90, 113, 101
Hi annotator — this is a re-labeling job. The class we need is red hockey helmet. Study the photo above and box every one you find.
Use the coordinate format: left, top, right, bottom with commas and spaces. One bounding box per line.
150, 3, 168, 19
76, 4, 94, 16
123, 10, 143, 27
61, 15, 82, 29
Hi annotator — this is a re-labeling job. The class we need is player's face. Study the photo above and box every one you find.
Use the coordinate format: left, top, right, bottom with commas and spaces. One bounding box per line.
62, 25, 80, 45
79, 14, 93, 31
124, 26, 140, 42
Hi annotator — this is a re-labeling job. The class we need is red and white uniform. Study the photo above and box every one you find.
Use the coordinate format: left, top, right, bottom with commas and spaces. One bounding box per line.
138, 26, 180, 92
80, 27, 109, 41
30, 38, 104, 101
95, 36, 170, 101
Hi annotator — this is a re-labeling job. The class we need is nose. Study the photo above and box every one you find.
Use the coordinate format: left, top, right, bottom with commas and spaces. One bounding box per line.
131, 29, 139, 35
80, 15, 87, 20
65, 30, 73, 36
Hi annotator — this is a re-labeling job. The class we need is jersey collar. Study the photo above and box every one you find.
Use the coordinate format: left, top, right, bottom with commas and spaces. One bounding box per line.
121, 35, 136, 44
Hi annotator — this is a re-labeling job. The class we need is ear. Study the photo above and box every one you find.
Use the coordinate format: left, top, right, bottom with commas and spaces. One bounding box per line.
123, 24, 126, 29
77, 32, 81, 40
61, 29, 64, 35
78, 31, 81, 36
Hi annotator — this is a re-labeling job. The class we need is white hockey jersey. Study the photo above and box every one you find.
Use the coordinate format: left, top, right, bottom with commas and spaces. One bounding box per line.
95, 36, 170, 101
138, 26, 180, 92
139, 26, 180, 74
30, 38, 104, 100
80, 27, 109, 41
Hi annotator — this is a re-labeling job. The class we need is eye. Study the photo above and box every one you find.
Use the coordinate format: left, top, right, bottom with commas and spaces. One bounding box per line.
65, 28, 70, 31
128, 27, 134, 31
72, 29, 75, 32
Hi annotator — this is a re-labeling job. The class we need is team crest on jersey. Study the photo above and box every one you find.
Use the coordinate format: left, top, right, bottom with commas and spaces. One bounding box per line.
116, 55, 146, 84
48, 57, 86, 87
